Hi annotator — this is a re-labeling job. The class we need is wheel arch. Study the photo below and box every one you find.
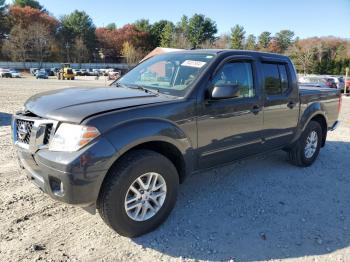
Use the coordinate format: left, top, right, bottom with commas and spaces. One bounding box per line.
297, 102, 328, 147
100, 118, 194, 187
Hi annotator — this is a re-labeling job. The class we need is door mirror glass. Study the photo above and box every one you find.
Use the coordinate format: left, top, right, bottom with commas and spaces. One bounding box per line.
211, 84, 240, 99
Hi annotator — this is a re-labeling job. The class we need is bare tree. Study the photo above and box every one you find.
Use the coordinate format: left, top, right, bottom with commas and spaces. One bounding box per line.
212, 34, 230, 49
27, 22, 54, 67
73, 37, 89, 64
171, 32, 191, 49
287, 43, 314, 75
2, 22, 53, 67
2, 24, 31, 66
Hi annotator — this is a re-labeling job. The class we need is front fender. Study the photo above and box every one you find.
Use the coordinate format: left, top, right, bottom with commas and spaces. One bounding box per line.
104, 118, 193, 167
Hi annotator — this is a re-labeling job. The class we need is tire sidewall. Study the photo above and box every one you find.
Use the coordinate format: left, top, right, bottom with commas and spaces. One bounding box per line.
105, 152, 179, 237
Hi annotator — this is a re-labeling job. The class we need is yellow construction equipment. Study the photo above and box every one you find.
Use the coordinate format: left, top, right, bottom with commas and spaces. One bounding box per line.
57, 63, 75, 80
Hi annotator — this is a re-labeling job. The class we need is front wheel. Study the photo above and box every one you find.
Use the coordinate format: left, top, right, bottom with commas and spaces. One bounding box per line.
288, 120, 322, 167
97, 150, 179, 237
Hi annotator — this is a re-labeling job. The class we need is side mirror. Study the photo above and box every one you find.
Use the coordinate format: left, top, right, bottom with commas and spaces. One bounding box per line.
210, 84, 240, 100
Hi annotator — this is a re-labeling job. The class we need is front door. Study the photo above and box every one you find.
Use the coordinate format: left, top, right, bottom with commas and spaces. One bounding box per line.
197, 58, 263, 169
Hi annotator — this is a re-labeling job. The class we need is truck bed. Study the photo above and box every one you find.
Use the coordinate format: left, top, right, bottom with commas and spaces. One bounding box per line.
299, 85, 340, 129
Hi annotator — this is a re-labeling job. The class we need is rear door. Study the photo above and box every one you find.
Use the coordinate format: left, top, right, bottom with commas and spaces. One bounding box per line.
261, 60, 299, 148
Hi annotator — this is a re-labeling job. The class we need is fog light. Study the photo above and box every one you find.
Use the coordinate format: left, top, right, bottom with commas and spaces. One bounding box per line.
49, 177, 64, 196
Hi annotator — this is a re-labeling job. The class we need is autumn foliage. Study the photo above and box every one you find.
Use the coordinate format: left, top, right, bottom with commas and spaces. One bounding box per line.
96, 24, 151, 59
8, 5, 58, 31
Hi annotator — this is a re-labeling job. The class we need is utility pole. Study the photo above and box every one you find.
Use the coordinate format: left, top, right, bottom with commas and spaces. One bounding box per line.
345, 67, 349, 96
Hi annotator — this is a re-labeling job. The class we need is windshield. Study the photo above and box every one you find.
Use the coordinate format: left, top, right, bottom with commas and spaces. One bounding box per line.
117, 52, 215, 97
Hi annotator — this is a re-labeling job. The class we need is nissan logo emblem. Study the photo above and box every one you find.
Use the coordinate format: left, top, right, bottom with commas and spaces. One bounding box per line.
18, 122, 29, 140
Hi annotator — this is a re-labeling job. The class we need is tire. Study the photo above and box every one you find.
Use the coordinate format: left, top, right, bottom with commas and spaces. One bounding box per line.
288, 120, 322, 167
97, 149, 179, 237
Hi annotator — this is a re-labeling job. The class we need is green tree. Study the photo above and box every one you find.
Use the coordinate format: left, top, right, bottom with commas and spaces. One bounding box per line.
134, 19, 152, 32
245, 34, 256, 50
177, 15, 188, 34
150, 20, 173, 47
105, 22, 116, 30
187, 14, 217, 48
60, 10, 96, 59
230, 24, 245, 49
160, 22, 174, 47
258, 31, 271, 49
13, 0, 43, 10
275, 29, 295, 53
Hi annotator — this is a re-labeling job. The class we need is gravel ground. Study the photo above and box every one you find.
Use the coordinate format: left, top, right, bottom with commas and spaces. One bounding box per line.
0, 76, 349, 262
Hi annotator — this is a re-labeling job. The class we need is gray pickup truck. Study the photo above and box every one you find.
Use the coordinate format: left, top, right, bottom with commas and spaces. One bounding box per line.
12, 50, 341, 237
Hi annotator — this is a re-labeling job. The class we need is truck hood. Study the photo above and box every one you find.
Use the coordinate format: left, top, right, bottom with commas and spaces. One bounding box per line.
25, 86, 175, 123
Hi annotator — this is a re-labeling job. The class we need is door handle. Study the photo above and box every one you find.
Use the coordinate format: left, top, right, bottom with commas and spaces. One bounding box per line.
287, 101, 295, 109
251, 105, 260, 115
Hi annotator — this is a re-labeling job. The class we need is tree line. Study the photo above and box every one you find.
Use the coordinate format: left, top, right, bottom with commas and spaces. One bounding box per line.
0, 0, 349, 74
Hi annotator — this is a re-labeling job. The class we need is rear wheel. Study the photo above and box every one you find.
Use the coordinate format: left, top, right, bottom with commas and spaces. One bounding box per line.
97, 150, 179, 237
288, 120, 322, 167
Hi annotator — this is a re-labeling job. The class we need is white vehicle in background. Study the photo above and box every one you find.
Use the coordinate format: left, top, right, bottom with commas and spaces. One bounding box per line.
0, 68, 12, 78
298, 76, 328, 88
92, 69, 101, 76
10, 69, 21, 78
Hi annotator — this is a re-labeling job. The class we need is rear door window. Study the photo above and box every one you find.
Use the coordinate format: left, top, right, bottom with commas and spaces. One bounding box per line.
262, 63, 290, 96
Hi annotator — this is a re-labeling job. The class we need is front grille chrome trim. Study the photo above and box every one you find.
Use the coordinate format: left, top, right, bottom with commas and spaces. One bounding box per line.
12, 114, 58, 153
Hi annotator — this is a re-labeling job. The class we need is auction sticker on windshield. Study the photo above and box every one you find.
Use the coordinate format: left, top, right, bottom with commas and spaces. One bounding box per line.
181, 60, 207, 68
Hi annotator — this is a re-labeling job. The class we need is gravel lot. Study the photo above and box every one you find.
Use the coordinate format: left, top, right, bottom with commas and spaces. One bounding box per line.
0, 76, 349, 262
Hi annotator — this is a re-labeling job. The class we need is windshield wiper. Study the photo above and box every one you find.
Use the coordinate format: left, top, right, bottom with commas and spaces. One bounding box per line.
116, 82, 159, 96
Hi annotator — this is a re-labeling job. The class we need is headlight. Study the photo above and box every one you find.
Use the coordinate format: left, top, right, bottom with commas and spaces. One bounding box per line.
49, 123, 100, 152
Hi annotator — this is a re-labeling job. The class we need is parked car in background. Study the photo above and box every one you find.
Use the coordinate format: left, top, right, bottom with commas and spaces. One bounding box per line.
36, 69, 48, 79
324, 78, 337, 88
91, 69, 100, 76
80, 69, 88, 76
49, 68, 58, 76
0, 68, 12, 78
86, 69, 97, 76
107, 70, 121, 80
73, 69, 80, 76
331, 76, 345, 90
30, 68, 39, 76
345, 78, 350, 93
10, 69, 21, 78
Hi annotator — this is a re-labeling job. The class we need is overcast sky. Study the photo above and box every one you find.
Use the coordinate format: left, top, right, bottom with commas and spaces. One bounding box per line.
6, 0, 350, 38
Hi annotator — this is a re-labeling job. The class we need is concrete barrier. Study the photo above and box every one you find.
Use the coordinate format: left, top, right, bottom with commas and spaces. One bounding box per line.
0, 61, 129, 70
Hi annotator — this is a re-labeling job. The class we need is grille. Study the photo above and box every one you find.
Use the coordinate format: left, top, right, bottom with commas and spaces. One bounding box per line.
43, 124, 53, 144
16, 119, 34, 144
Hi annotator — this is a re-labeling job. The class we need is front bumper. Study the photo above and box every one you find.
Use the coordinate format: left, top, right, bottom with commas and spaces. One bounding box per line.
13, 116, 117, 206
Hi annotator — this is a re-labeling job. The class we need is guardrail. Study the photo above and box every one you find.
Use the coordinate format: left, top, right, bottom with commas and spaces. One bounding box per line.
0, 61, 129, 70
